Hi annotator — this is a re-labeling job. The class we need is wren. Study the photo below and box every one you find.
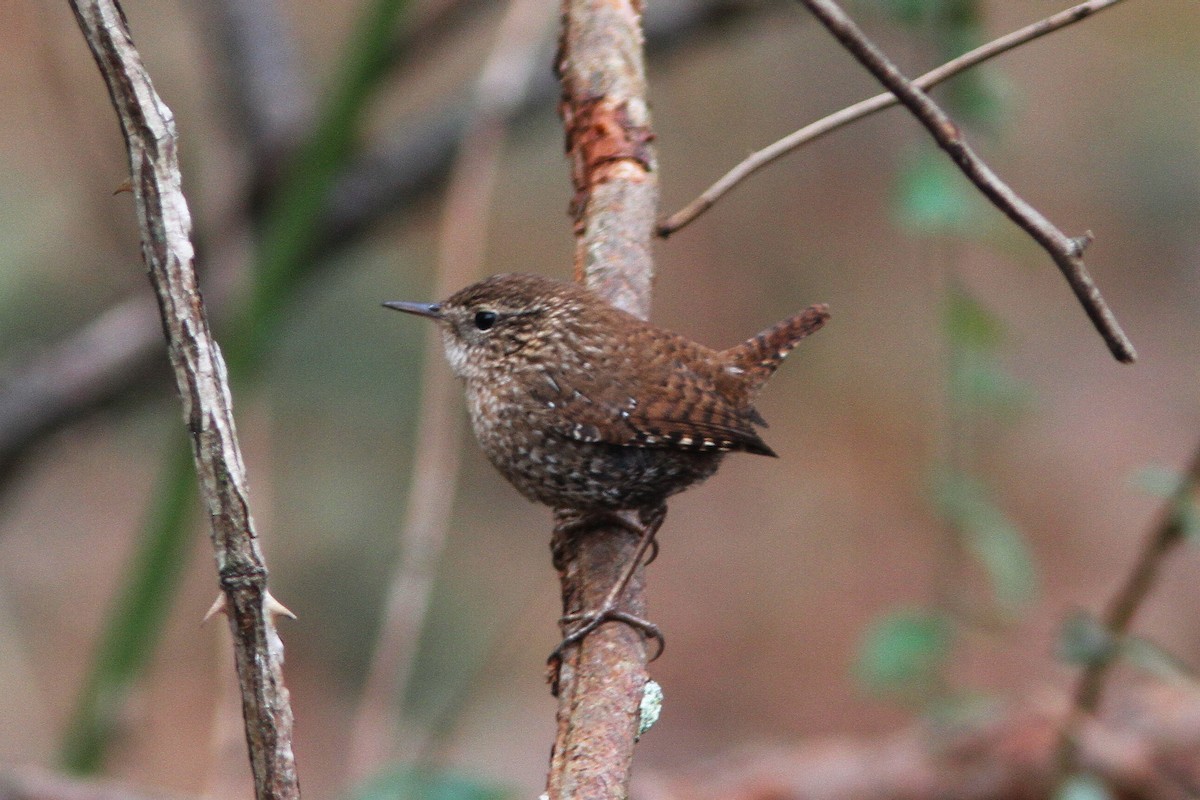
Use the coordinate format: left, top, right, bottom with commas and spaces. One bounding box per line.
385, 273, 828, 659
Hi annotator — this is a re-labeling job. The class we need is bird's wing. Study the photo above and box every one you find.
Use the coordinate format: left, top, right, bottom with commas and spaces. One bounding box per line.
524, 333, 775, 457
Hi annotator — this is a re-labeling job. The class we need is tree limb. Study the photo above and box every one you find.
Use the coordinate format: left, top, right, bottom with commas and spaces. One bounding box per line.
796, 0, 1136, 364
67, 3, 299, 798
657, 0, 1130, 237
548, 0, 660, 797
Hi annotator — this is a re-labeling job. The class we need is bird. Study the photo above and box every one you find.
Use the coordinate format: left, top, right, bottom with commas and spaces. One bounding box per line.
385, 272, 829, 661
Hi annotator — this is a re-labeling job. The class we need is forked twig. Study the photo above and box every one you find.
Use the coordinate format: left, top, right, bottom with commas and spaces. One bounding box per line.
796, 0, 1135, 363
657, 0, 1130, 237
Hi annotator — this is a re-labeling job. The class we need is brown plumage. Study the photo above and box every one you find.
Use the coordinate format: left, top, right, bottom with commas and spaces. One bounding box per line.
385, 273, 829, 516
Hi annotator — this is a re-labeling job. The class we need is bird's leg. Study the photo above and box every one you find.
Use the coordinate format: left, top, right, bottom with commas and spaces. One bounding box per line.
551, 508, 645, 569
549, 504, 667, 667
551, 508, 659, 569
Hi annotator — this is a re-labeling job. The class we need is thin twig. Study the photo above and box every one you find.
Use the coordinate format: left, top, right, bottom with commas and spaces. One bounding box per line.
346, 0, 554, 780
794, 0, 1136, 364
1056, 442, 1200, 777
68, 3, 299, 799
548, 1, 659, 798
658, 0, 1130, 237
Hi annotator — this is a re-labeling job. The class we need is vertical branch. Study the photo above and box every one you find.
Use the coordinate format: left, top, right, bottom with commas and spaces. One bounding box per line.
558, 0, 659, 319
68, 3, 299, 799
549, 1, 659, 798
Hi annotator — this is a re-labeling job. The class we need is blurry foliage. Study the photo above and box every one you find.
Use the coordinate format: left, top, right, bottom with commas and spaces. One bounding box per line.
942, 287, 1031, 415
894, 148, 985, 235
1055, 772, 1115, 800
348, 766, 511, 800
1118, 635, 1198, 684
1057, 611, 1116, 669
1133, 465, 1200, 540
930, 466, 1036, 612
856, 0, 1042, 708
855, 608, 951, 699
234, 0, 415, 370
1053, 465, 1200, 682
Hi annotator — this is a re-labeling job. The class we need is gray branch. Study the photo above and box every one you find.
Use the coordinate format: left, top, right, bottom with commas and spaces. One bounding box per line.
67, 3, 299, 798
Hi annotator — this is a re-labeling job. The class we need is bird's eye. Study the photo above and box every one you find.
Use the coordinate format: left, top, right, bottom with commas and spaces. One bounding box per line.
473, 310, 498, 331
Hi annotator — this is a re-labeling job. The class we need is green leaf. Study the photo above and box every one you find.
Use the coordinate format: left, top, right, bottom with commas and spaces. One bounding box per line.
1132, 465, 1184, 498
940, 69, 1009, 130
1055, 773, 1114, 800
932, 468, 1037, 610
856, 609, 951, 695
1131, 466, 1200, 540
949, 358, 1031, 412
943, 286, 1003, 352
895, 149, 984, 235
349, 767, 511, 800
942, 287, 1031, 413
1121, 636, 1197, 683
873, 0, 926, 25
1056, 611, 1115, 667
872, 0, 980, 28
1181, 502, 1200, 541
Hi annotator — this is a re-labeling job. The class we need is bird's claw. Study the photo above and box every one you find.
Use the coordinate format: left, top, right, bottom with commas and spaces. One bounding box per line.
548, 608, 665, 668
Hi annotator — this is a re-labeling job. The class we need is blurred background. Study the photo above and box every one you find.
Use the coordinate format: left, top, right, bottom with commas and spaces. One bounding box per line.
0, 0, 1197, 797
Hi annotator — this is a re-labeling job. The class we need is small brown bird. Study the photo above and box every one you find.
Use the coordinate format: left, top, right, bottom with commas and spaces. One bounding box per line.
385, 273, 828, 658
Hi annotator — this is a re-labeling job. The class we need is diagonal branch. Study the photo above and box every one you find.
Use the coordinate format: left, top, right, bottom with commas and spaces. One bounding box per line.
793, 0, 1136, 364
1057, 442, 1200, 776
68, 3, 298, 798
657, 0, 1131, 238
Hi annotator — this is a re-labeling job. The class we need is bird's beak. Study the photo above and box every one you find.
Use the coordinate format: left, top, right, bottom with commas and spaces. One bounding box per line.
382, 300, 443, 320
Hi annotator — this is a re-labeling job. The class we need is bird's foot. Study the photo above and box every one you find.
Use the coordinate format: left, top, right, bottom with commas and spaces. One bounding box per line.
547, 504, 668, 675
549, 607, 665, 669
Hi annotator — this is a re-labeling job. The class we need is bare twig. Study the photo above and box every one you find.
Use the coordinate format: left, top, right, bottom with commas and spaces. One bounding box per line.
68, 3, 299, 799
795, 0, 1136, 364
657, 0, 1130, 237
346, 0, 554, 780
1057, 442, 1200, 776
548, 1, 659, 798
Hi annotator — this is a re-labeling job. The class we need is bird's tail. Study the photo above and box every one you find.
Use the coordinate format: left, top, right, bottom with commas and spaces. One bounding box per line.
722, 303, 830, 397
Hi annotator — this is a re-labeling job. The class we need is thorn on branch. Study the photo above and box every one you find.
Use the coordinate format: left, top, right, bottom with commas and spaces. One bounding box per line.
1069, 231, 1095, 258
